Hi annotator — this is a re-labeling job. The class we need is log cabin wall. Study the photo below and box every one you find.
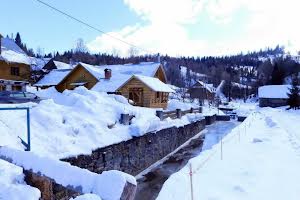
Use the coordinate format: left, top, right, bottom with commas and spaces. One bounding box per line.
0, 60, 31, 81
118, 77, 169, 109
56, 65, 98, 92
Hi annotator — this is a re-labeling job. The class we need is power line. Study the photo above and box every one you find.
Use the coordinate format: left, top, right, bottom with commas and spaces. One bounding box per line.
34, 0, 151, 54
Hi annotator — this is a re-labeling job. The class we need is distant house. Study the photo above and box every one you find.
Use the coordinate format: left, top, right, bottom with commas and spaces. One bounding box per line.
0, 34, 31, 91
258, 85, 294, 107
35, 62, 100, 92
35, 61, 173, 108
188, 81, 216, 101
117, 75, 174, 109
42, 59, 72, 72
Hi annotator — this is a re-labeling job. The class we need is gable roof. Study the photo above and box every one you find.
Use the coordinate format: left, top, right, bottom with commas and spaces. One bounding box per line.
35, 69, 72, 86
117, 75, 174, 93
53, 61, 72, 70
92, 62, 164, 92
0, 37, 31, 65
193, 81, 216, 93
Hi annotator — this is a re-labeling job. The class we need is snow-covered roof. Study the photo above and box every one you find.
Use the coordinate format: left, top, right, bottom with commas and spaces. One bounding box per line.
78, 62, 103, 79
119, 75, 174, 93
92, 62, 163, 92
35, 69, 72, 86
30, 57, 51, 71
0, 37, 31, 65
53, 61, 72, 70
194, 81, 216, 93
258, 85, 293, 99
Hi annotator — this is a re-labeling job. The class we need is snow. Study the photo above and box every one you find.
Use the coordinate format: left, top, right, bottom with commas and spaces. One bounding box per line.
71, 194, 102, 200
34, 69, 72, 86
53, 60, 72, 70
30, 57, 51, 71
118, 75, 174, 93
157, 107, 300, 200
78, 62, 103, 79
194, 80, 216, 93
258, 85, 292, 99
0, 160, 41, 200
0, 147, 135, 200
1, 86, 203, 159
92, 62, 162, 92
0, 37, 32, 65
216, 80, 226, 101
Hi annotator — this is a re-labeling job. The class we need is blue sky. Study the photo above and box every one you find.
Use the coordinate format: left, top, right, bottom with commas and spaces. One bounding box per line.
1, 0, 299, 56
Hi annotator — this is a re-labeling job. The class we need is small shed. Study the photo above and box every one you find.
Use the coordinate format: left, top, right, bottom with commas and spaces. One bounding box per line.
188, 81, 216, 101
117, 75, 174, 109
258, 85, 295, 107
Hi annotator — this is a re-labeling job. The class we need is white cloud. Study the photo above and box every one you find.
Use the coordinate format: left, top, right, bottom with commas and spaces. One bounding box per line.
87, 0, 300, 57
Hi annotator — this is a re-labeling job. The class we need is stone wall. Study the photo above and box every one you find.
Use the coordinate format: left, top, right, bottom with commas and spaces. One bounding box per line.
259, 98, 288, 108
62, 119, 206, 176
204, 115, 216, 125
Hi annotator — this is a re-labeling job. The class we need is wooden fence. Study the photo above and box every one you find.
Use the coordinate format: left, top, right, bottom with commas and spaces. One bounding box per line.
156, 107, 202, 121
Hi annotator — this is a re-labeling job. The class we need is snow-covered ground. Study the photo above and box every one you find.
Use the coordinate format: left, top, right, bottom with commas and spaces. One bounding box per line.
0, 86, 205, 200
157, 107, 300, 200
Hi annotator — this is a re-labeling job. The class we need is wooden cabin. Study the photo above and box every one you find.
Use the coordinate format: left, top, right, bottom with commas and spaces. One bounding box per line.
35, 63, 100, 92
0, 35, 31, 91
43, 59, 72, 71
35, 61, 173, 109
117, 75, 174, 109
188, 81, 216, 101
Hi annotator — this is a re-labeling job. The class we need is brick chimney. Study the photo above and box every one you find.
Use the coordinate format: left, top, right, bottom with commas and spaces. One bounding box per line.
104, 68, 112, 79
0, 34, 3, 55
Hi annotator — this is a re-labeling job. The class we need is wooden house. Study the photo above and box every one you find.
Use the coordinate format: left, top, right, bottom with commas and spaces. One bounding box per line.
117, 75, 174, 109
188, 81, 216, 101
35, 61, 173, 108
0, 34, 31, 91
35, 63, 101, 92
42, 59, 72, 72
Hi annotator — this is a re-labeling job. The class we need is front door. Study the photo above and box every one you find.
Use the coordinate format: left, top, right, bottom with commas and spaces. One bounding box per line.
129, 88, 143, 106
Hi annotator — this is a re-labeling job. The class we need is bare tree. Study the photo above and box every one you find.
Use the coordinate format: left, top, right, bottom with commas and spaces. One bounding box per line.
74, 38, 88, 53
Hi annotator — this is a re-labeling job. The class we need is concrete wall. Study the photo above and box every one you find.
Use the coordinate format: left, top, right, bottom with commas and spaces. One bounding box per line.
259, 98, 288, 108
62, 119, 206, 176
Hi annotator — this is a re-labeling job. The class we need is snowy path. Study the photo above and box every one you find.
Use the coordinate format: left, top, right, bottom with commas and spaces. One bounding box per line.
157, 108, 300, 200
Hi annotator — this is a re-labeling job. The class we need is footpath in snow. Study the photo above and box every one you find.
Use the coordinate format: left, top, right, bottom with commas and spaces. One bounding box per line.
157, 107, 300, 200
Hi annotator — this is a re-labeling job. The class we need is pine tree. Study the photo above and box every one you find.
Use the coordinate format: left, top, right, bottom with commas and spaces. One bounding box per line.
15, 32, 22, 47
287, 77, 300, 110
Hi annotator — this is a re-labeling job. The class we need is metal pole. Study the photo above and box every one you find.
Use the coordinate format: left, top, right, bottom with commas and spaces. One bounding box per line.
26, 108, 31, 151
189, 163, 194, 200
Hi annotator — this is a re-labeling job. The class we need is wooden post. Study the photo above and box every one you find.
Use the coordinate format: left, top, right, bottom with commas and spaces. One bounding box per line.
199, 107, 203, 113
176, 109, 182, 119
189, 163, 194, 200
220, 136, 223, 160
156, 110, 164, 120
120, 114, 130, 125
190, 107, 194, 113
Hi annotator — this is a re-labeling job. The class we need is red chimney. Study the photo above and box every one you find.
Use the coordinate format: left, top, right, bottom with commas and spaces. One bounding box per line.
104, 68, 112, 79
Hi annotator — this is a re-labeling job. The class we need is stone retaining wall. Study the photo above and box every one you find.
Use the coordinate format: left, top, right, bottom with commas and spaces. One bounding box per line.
204, 115, 216, 125
62, 118, 206, 176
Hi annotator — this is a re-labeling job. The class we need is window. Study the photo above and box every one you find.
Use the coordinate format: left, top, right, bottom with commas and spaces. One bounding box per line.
156, 92, 160, 99
11, 67, 20, 76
